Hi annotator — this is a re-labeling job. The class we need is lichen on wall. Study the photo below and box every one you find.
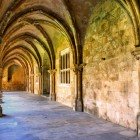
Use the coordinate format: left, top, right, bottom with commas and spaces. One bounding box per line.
83, 0, 137, 130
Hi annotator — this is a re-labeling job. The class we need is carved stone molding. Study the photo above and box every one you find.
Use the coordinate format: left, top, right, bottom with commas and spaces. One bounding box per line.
48, 69, 57, 75
131, 45, 140, 60
135, 45, 140, 48
72, 63, 86, 74
131, 52, 140, 60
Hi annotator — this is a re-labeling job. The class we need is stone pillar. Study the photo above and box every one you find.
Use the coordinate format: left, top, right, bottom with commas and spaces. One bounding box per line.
137, 56, 140, 137
0, 67, 2, 93
132, 45, 140, 136
73, 63, 86, 112
0, 105, 2, 117
30, 72, 34, 93
26, 76, 29, 92
42, 65, 48, 95
38, 72, 42, 95
137, 112, 140, 136
0, 67, 3, 100
41, 66, 44, 95
48, 69, 56, 101
0, 67, 3, 117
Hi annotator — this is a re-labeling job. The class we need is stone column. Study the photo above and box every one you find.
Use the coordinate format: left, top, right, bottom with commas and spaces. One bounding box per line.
137, 58, 140, 137
0, 105, 2, 117
73, 63, 86, 112
41, 66, 44, 95
30, 72, 34, 93
0, 38, 3, 117
26, 76, 29, 92
131, 45, 140, 136
38, 72, 42, 95
48, 69, 56, 101
0, 67, 2, 94
42, 66, 48, 95
0, 67, 3, 100
0, 67, 3, 117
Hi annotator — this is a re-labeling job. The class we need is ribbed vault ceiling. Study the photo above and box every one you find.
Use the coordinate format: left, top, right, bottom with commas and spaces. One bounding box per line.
0, 0, 139, 72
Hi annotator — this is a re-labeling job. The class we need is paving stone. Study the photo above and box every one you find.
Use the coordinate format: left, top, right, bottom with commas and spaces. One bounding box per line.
0, 92, 138, 140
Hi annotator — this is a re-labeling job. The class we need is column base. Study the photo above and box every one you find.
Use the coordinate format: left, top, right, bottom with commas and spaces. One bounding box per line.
137, 112, 140, 137
73, 99, 83, 112
0, 105, 2, 117
50, 94, 56, 101
84, 104, 98, 116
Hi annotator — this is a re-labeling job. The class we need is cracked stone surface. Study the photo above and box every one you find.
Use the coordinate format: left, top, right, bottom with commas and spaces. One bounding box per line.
0, 92, 138, 140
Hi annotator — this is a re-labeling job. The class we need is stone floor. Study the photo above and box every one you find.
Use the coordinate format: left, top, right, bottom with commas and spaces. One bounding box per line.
0, 92, 139, 140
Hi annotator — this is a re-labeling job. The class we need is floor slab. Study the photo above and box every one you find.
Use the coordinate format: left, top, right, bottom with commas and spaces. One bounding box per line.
0, 92, 139, 140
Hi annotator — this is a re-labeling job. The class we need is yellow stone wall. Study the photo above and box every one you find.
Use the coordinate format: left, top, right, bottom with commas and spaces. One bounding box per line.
55, 37, 75, 107
83, 0, 137, 130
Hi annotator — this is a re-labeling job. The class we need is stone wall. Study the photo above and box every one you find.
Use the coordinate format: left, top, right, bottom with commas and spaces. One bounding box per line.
2, 65, 26, 91
83, 0, 138, 130
55, 36, 75, 107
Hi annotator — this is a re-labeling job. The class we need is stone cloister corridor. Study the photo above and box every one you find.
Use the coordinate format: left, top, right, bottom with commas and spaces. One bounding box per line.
0, 92, 138, 140
0, 0, 140, 139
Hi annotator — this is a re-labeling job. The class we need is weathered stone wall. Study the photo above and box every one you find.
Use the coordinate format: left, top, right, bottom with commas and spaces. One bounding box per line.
55, 36, 75, 107
2, 65, 26, 91
83, 0, 138, 130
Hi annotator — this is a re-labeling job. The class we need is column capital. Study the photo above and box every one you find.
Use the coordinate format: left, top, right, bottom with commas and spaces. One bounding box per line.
131, 44, 140, 60
30, 74, 34, 76
135, 44, 140, 48
72, 63, 86, 74
48, 69, 57, 75
30, 70, 34, 76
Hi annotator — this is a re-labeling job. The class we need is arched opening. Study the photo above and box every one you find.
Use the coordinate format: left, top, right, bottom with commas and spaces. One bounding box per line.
8, 64, 19, 82
42, 52, 51, 96
83, 0, 136, 130
2, 64, 26, 91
